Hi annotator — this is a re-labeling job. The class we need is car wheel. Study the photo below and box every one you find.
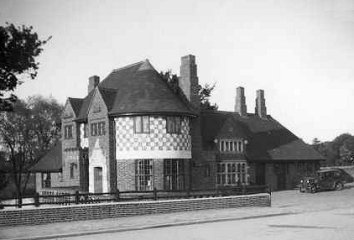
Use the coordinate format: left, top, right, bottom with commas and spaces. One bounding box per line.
310, 186, 317, 193
335, 182, 344, 191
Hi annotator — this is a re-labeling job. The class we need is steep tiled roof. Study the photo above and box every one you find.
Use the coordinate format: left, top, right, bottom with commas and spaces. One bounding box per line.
73, 60, 194, 121
68, 98, 83, 117
98, 87, 117, 112
99, 60, 194, 116
201, 110, 324, 161
76, 90, 95, 121
30, 142, 62, 172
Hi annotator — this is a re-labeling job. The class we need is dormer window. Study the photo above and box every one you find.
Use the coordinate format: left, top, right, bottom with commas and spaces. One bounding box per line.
219, 139, 244, 153
134, 116, 150, 134
166, 116, 181, 134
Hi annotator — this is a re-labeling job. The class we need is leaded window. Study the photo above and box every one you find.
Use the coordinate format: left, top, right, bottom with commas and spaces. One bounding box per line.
166, 117, 182, 134
64, 125, 73, 139
217, 162, 248, 186
135, 159, 153, 191
164, 159, 185, 190
134, 116, 150, 134
219, 139, 244, 153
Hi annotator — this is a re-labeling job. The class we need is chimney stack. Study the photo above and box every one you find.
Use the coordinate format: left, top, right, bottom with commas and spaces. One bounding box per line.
179, 55, 200, 109
235, 87, 247, 116
88, 75, 100, 93
255, 89, 267, 118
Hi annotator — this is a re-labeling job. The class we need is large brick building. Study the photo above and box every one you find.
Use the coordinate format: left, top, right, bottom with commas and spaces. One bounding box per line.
33, 55, 324, 193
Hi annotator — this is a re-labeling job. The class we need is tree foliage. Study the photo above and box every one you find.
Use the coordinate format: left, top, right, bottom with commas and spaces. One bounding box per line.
0, 96, 63, 202
0, 23, 51, 111
159, 70, 218, 110
198, 83, 218, 110
312, 133, 354, 166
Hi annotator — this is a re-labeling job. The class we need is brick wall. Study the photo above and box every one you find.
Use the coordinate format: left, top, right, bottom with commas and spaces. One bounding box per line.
117, 159, 136, 191
0, 193, 270, 226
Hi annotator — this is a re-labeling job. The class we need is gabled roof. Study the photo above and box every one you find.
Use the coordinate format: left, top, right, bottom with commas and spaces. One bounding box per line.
76, 90, 95, 121
201, 110, 324, 161
68, 98, 83, 117
73, 60, 194, 121
30, 142, 62, 172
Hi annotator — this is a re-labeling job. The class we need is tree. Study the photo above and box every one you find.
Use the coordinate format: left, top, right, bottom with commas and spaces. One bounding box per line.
0, 23, 51, 111
159, 70, 218, 110
312, 133, 354, 166
0, 96, 63, 205
198, 83, 218, 110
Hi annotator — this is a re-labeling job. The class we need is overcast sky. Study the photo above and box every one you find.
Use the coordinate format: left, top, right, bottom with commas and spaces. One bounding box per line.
1, 0, 354, 143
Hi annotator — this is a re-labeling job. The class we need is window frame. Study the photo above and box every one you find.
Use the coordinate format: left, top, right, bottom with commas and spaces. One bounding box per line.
134, 116, 150, 134
91, 121, 106, 136
41, 172, 51, 188
219, 139, 244, 153
70, 163, 77, 179
216, 162, 247, 186
64, 125, 73, 139
135, 159, 154, 191
166, 116, 182, 134
164, 159, 185, 190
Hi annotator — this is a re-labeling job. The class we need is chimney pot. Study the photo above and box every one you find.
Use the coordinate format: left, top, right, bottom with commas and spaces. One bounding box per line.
255, 89, 267, 118
179, 54, 199, 109
235, 86, 247, 116
88, 75, 100, 93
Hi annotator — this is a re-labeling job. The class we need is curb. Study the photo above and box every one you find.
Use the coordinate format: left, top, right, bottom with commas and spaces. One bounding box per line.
5, 212, 298, 240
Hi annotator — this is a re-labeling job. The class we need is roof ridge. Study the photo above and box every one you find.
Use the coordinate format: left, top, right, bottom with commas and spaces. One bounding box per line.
68, 97, 83, 101
112, 60, 146, 73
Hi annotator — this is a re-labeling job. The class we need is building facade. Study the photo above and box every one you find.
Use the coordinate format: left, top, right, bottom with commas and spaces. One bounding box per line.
33, 55, 324, 193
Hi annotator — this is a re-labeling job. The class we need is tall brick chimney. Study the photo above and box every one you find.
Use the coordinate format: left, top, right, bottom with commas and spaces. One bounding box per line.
255, 89, 267, 118
235, 87, 247, 116
179, 55, 200, 110
88, 75, 100, 94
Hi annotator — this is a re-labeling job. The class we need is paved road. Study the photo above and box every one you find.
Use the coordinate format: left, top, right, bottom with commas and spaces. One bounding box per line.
1, 184, 354, 240
64, 208, 353, 240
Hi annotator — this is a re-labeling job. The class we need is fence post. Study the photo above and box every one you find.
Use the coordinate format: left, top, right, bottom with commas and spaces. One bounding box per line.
153, 187, 157, 200
34, 193, 40, 207
115, 189, 120, 202
0, 201, 4, 210
267, 185, 272, 195
242, 185, 246, 195
75, 191, 80, 204
18, 197, 22, 208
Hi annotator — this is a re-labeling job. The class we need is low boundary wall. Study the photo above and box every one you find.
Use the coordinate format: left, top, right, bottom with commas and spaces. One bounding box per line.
0, 193, 270, 226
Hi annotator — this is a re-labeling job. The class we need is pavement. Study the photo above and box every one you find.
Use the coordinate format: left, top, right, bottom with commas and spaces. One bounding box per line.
1, 184, 354, 240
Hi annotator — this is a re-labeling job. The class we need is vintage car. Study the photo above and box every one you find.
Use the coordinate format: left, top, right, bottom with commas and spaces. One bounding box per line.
299, 169, 346, 193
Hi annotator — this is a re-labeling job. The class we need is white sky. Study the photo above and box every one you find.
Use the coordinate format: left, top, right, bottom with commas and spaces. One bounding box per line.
1, 0, 354, 143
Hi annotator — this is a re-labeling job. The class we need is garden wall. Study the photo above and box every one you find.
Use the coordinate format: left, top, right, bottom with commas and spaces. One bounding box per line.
0, 193, 270, 226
